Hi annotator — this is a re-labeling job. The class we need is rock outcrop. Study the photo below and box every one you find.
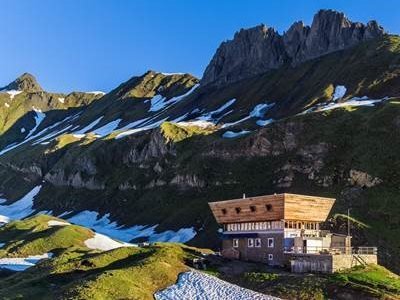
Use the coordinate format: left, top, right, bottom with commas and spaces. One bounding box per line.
202, 9, 385, 86
0, 73, 43, 92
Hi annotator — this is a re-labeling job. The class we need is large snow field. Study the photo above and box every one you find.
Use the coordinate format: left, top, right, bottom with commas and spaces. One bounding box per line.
155, 271, 280, 300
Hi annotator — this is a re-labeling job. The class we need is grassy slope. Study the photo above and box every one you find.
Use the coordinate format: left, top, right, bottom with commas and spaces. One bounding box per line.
161, 121, 217, 142
0, 215, 208, 300
0, 216, 398, 299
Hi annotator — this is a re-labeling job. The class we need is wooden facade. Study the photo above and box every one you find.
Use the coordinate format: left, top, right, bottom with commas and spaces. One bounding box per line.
208, 193, 335, 224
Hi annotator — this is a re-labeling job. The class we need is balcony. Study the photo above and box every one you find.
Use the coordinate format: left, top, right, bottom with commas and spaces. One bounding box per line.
284, 246, 378, 255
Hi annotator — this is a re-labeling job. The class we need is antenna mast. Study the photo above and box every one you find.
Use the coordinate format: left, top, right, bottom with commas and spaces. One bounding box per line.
347, 208, 351, 236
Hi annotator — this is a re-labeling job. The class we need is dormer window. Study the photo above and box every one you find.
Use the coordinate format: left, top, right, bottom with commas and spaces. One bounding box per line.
250, 205, 256, 212
266, 204, 273, 211
235, 207, 241, 214
221, 208, 227, 215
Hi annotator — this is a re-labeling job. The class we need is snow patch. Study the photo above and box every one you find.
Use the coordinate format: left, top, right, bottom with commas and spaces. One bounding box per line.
160, 72, 186, 76
25, 108, 46, 139
177, 120, 216, 128
222, 130, 251, 138
0, 186, 42, 221
86, 91, 105, 96
256, 118, 274, 126
92, 119, 122, 137
155, 271, 280, 300
48, 220, 70, 227
332, 85, 347, 101
68, 210, 196, 243
149, 84, 199, 112
5, 90, 23, 100
249, 103, 275, 118
58, 97, 65, 103
115, 118, 168, 139
118, 117, 150, 131
197, 99, 236, 121
0, 253, 53, 272
73, 116, 104, 135
0, 215, 10, 224
301, 96, 387, 115
220, 102, 274, 129
57, 211, 73, 218
84, 232, 134, 251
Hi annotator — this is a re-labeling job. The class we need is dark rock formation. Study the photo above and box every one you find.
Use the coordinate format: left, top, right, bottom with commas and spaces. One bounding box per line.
0, 73, 43, 92
202, 9, 385, 86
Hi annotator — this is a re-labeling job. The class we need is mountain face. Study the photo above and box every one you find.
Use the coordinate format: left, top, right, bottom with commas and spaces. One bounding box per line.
0, 9, 400, 277
202, 9, 385, 86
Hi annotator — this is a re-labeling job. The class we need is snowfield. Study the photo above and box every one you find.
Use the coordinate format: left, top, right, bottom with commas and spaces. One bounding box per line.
149, 84, 199, 112
155, 271, 280, 300
26, 108, 46, 139
176, 120, 216, 128
67, 210, 196, 243
0, 253, 53, 272
300, 96, 388, 115
0, 186, 42, 222
92, 119, 122, 137
84, 232, 134, 251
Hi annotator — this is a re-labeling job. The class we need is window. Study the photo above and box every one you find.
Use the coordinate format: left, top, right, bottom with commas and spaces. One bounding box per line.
233, 239, 239, 248
255, 238, 261, 248
221, 208, 227, 215
268, 238, 274, 248
250, 205, 256, 212
235, 207, 241, 214
266, 204, 272, 211
247, 238, 254, 248
268, 254, 273, 261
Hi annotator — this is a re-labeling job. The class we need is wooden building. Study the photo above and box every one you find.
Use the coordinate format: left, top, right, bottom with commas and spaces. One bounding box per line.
209, 193, 377, 273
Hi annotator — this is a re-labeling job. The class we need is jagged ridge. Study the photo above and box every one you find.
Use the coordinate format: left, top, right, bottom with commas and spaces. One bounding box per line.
202, 9, 385, 86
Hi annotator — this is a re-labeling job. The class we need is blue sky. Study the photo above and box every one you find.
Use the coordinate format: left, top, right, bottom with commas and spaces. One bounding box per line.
1, 0, 399, 92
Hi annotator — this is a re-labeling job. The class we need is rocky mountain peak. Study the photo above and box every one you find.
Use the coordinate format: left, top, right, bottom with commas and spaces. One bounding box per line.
0, 72, 43, 92
201, 9, 385, 86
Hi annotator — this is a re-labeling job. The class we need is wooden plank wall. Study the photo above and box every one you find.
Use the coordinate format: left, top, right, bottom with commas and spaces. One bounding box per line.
208, 194, 285, 223
209, 193, 335, 224
284, 194, 335, 222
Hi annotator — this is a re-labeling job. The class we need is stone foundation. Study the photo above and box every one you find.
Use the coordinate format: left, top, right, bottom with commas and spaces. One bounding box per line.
290, 254, 377, 273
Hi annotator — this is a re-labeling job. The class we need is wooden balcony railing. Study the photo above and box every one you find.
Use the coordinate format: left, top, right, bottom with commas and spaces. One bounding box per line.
284, 246, 377, 255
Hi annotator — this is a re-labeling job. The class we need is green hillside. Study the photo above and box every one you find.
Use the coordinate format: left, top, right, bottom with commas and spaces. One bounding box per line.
0, 35, 400, 277
0, 215, 397, 299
